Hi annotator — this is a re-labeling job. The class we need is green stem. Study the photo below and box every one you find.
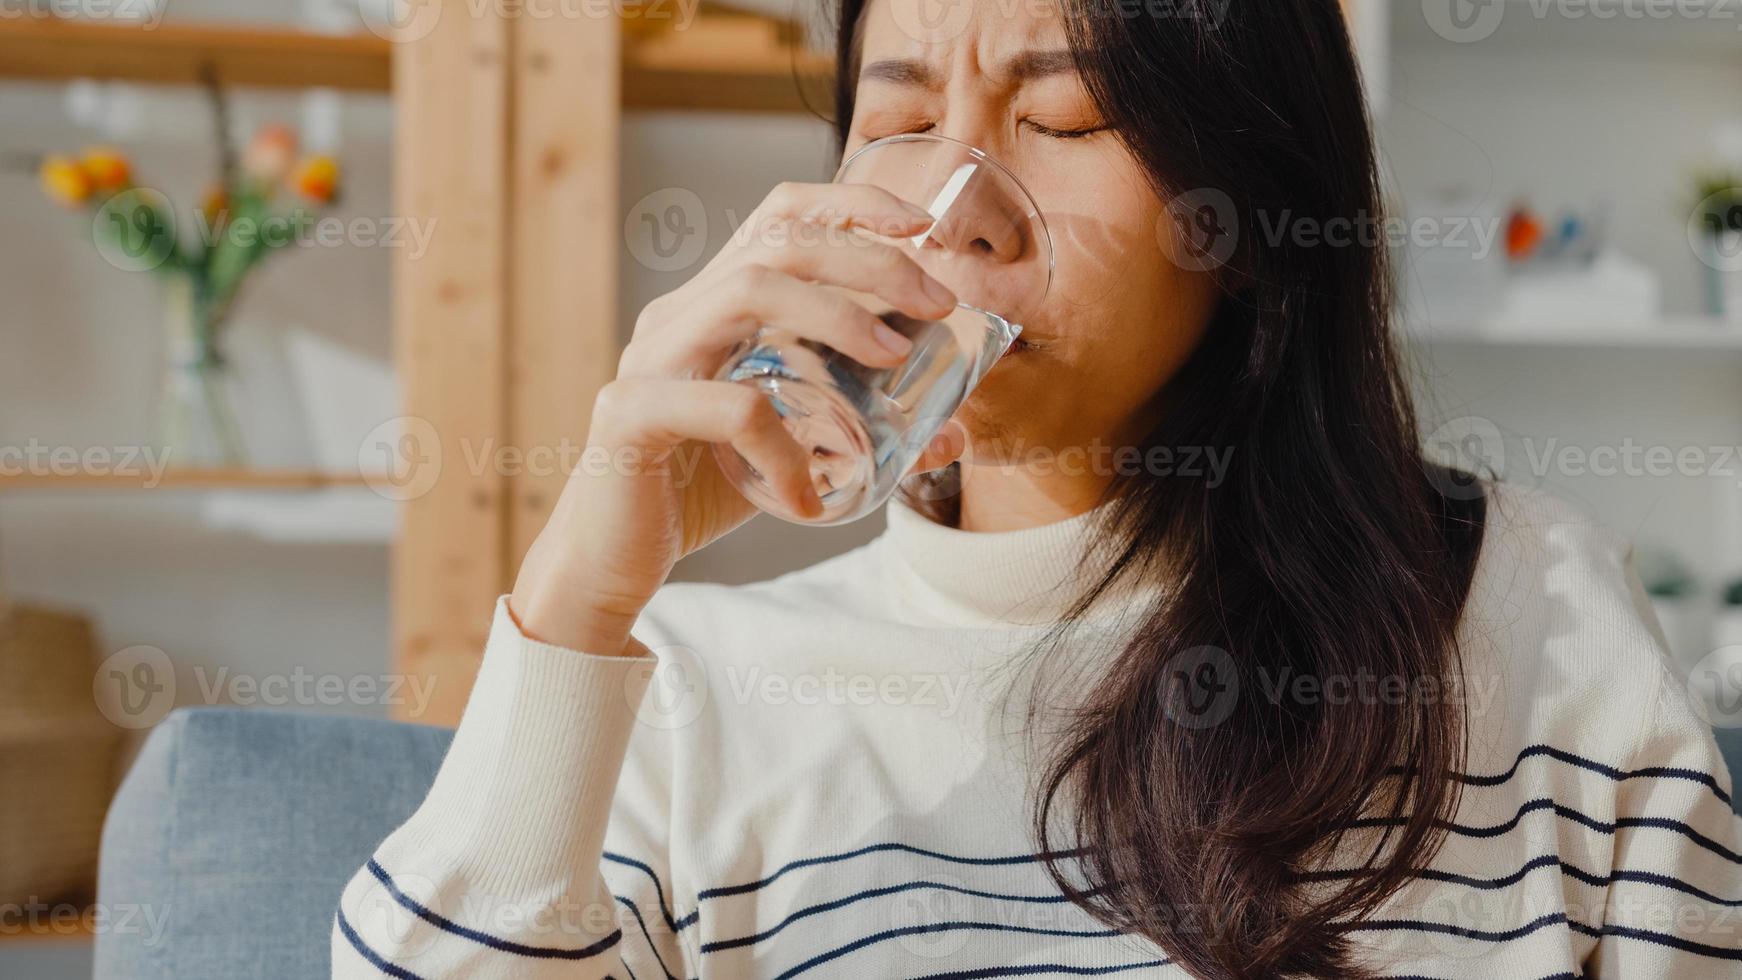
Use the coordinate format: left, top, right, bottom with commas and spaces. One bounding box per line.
196, 362, 247, 466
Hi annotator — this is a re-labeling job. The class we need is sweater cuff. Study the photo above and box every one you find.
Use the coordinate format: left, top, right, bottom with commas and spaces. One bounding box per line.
389, 595, 658, 898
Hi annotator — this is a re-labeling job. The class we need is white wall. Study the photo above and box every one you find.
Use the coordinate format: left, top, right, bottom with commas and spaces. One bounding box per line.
1383, 8, 1742, 661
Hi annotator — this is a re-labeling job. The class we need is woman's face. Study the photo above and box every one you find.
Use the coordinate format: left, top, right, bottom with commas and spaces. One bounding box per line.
848, 0, 1221, 468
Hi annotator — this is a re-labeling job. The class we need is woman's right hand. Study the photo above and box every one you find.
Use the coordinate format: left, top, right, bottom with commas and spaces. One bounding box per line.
508, 181, 966, 656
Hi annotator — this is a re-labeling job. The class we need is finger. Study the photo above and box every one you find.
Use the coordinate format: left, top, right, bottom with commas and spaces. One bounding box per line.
623, 263, 931, 380
683, 265, 916, 372
760, 230, 957, 322
760, 180, 937, 239
591, 378, 822, 518
910, 418, 968, 474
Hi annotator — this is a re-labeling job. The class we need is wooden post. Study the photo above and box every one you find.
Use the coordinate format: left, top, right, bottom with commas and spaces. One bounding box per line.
390, 0, 513, 724
392, 1, 622, 725
508, 5, 622, 567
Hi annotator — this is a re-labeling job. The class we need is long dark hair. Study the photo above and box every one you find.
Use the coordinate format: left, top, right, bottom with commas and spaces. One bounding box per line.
828, 1, 1488, 977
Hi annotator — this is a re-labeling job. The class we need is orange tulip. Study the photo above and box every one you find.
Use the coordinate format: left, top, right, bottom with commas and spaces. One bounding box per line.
291, 156, 341, 205
80, 147, 131, 192
201, 184, 231, 229
244, 123, 299, 184
39, 155, 93, 207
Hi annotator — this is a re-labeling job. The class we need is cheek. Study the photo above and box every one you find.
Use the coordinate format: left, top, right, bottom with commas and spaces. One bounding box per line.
1032, 154, 1164, 305
1042, 169, 1209, 337
1037, 172, 1219, 399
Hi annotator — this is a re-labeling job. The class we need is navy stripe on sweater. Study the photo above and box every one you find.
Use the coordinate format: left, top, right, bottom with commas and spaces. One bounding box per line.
1385, 974, 1579, 980
769, 921, 1125, 980
1308, 852, 1742, 906
1348, 910, 1573, 944
759, 909, 1728, 980
621, 836, 1736, 960
700, 841, 1090, 902
702, 855, 1741, 961
702, 878, 1095, 954
1568, 919, 1742, 961
335, 908, 427, 980
1387, 743, 1732, 808
612, 894, 692, 980
610, 815, 1739, 963
610, 760, 1731, 924
1349, 797, 1742, 863
913, 963, 1576, 980
746, 899, 1737, 973
367, 859, 624, 959
909, 959, 1174, 979
604, 851, 696, 932
1355, 912, 1742, 963
604, 841, 1090, 937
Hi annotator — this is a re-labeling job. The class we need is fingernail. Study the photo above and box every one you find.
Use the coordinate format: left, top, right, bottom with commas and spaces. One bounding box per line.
875, 321, 914, 357
922, 275, 957, 313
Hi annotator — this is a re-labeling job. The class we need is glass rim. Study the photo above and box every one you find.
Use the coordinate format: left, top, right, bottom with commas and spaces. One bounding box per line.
835, 132, 1055, 307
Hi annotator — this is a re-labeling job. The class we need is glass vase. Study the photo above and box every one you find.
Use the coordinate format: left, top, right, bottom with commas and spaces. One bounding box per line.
158, 275, 248, 468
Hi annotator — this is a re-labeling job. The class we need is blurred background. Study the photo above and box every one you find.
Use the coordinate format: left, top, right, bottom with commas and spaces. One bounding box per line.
2, 0, 1741, 975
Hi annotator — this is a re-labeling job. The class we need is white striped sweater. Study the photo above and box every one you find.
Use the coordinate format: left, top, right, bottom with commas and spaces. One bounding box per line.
333, 482, 1742, 978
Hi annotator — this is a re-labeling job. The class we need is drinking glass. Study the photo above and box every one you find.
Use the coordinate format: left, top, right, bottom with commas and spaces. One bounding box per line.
711, 134, 1053, 525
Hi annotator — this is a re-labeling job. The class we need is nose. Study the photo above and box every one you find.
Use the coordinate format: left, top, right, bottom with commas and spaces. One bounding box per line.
840, 130, 1049, 320
921, 168, 1029, 265
912, 134, 1031, 276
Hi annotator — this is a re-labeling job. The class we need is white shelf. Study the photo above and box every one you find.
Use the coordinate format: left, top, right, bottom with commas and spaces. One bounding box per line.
1394, 0, 1742, 57
201, 487, 395, 544
1406, 316, 1742, 351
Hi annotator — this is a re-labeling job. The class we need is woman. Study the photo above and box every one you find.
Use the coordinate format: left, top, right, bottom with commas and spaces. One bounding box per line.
333, 0, 1742, 976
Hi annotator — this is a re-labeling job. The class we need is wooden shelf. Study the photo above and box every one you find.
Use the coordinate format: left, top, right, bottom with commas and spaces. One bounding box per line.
0, 10, 833, 112
624, 6, 832, 112
0, 18, 392, 91
0, 468, 376, 491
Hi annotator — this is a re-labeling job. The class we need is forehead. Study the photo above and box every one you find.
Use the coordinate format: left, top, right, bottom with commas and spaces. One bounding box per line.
858, 0, 1069, 66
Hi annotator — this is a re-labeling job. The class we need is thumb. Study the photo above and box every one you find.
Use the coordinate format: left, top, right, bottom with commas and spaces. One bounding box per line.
910, 418, 968, 474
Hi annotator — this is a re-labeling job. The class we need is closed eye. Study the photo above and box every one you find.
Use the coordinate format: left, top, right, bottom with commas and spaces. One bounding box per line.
1023, 119, 1108, 140
852, 121, 937, 144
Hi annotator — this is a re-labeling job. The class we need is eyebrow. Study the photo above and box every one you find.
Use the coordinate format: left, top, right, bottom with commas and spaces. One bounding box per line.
860, 48, 1077, 89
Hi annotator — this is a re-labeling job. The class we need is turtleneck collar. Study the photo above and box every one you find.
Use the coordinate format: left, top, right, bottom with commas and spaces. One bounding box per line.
876, 492, 1160, 629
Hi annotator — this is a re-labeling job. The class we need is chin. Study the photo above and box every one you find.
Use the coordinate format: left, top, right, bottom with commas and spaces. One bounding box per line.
953, 396, 1033, 466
